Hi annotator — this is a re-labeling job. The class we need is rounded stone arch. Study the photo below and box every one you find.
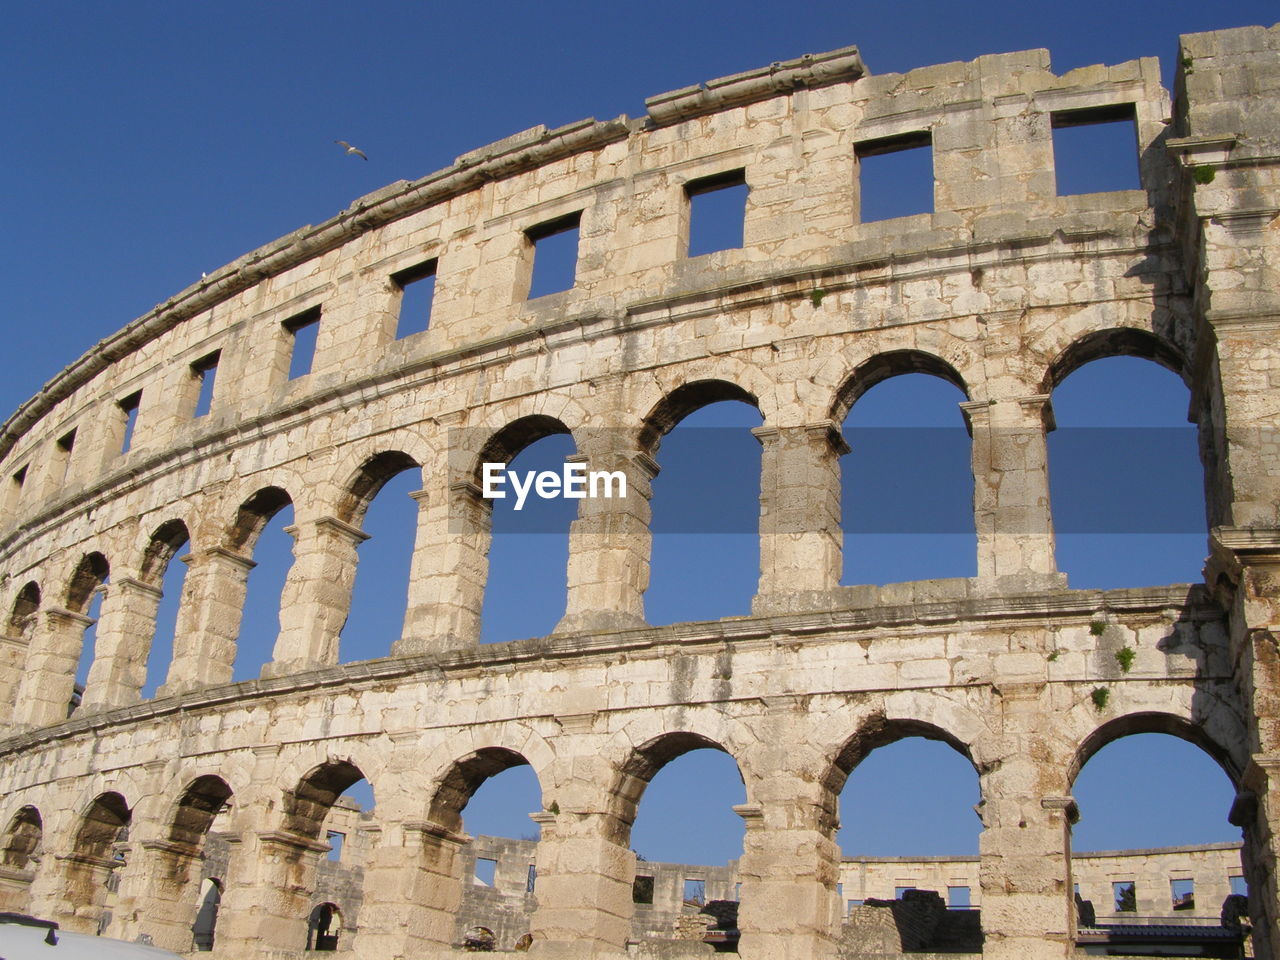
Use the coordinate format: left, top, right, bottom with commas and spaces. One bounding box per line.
333, 449, 424, 525
603, 727, 749, 847
426, 746, 543, 833
138, 518, 192, 586
7, 580, 40, 637
636, 377, 765, 454
1068, 710, 1244, 791
224, 485, 295, 554
279, 756, 379, 840
0, 804, 43, 870
824, 712, 980, 803
829, 349, 972, 425
1038, 326, 1189, 394
465, 414, 578, 488
165, 774, 234, 848
63, 551, 109, 614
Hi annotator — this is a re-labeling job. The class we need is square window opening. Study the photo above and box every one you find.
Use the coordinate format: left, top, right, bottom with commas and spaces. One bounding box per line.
284, 307, 321, 381
474, 857, 497, 886
1230, 875, 1248, 898
894, 885, 918, 899
56, 429, 76, 483
947, 885, 971, 908
686, 169, 748, 257
848, 899, 863, 915
393, 259, 438, 339
526, 212, 581, 299
856, 131, 933, 222
1171, 878, 1195, 911
191, 352, 220, 418
1113, 880, 1137, 913
1051, 104, 1140, 195
325, 830, 344, 862
682, 878, 705, 906
118, 392, 142, 454
633, 875, 655, 904
11, 465, 27, 491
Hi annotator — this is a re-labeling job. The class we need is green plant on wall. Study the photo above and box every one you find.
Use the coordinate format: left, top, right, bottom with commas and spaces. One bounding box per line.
1115, 647, 1136, 673
1091, 687, 1110, 711
1089, 621, 1106, 636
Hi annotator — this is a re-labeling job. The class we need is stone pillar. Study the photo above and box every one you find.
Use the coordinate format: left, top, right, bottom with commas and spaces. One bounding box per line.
211, 829, 328, 954
266, 515, 369, 676
734, 794, 840, 959
397, 482, 489, 654
160, 547, 254, 694
79, 577, 163, 711
13, 607, 94, 727
350, 820, 471, 958
106, 838, 204, 952
752, 422, 846, 612
555, 441, 658, 634
528, 808, 633, 958
0, 631, 31, 728
977, 684, 1075, 960
0, 863, 37, 913
962, 395, 1059, 587
51, 849, 122, 934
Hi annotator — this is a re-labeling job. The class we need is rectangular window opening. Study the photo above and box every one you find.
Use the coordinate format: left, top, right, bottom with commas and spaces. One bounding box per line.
526, 212, 581, 299
1229, 875, 1248, 898
118, 392, 142, 454
1051, 104, 1140, 195
284, 306, 321, 381
894, 885, 918, 899
1113, 880, 1137, 913
632, 875, 655, 904
191, 351, 220, 418
325, 830, 344, 862
526, 863, 537, 894
682, 878, 706, 906
733, 882, 741, 902
474, 857, 497, 886
947, 885, 971, 908
686, 169, 748, 257
856, 131, 933, 222
1171, 878, 1195, 911
393, 259, 438, 339
848, 899, 863, 915
55, 429, 76, 484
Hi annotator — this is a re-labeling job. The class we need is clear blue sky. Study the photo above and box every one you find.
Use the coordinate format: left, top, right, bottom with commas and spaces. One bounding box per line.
8, 0, 1271, 887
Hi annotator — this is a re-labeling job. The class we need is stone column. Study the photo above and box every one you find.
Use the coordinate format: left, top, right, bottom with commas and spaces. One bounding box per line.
752, 422, 846, 612
51, 848, 122, 934
962, 395, 1059, 587
977, 684, 1075, 960
528, 807, 633, 958
0, 631, 31, 728
0, 863, 37, 913
266, 515, 369, 676
397, 481, 490, 654
555, 440, 658, 634
350, 820, 471, 958
13, 607, 94, 727
160, 547, 254, 694
734, 792, 840, 960
211, 829, 328, 954
106, 838, 204, 952
79, 577, 163, 711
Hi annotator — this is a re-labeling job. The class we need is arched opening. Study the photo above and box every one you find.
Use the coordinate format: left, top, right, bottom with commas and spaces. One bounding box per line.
306, 902, 343, 951
1, 583, 39, 723
0, 806, 42, 913
339, 452, 421, 661
60, 791, 131, 935
828, 718, 983, 951
7, 582, 39, 638
279, 760, 375, 952
140, 519, 190, 698
192, 878, 222, 952
642, 382, 763, 625
835, 354, 974, 586
67, 552, 109, 716
478, 417, 576, 643
616, 732, 747, 948
228, 487, 294, 680
1070, 722, 1243, 949
428, 747, 543, 950
1046, 338, 1203, 588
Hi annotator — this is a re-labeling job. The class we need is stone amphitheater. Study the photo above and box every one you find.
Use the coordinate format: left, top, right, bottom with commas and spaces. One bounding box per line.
0, 20, 1278, 960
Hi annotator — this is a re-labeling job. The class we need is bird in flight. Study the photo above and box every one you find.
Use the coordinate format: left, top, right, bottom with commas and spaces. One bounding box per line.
335, 140, 368, 161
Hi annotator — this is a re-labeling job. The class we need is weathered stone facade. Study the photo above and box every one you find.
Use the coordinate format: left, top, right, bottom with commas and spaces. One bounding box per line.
0, 21, 1278, 960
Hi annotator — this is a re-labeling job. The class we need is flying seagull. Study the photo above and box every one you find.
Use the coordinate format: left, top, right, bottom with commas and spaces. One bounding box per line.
335, 140, 368, 161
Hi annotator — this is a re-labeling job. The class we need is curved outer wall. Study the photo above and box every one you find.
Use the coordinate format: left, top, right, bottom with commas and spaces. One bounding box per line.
0, 25, 1278, 960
